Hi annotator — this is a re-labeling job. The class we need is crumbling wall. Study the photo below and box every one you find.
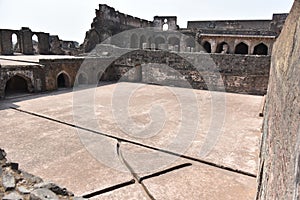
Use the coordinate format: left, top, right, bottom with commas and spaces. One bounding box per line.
40, 58, 84, 90
81, 4, 153, 52
111, 50, 270, 95
0, 27, 79, 56
0, 65, 44, 99
187, 13, 287, 35
256, 0, 300, 199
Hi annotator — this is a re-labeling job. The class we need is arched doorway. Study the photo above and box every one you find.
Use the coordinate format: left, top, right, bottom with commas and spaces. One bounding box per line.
202, 41, 212, 53
216, 42, 229, 53
32, 34, 39, 54
140, 35, 146, 49
253, 43, 268, 55
57, 72, 70, 88
78, 73, 88, 85
12, 33, 20, 53
163, 19, 169, 31
5, 75, 30, 96
154, 36, 165, 50
235, 42, 249, 55
130, 34, 139, 49
168, 37, 180, 51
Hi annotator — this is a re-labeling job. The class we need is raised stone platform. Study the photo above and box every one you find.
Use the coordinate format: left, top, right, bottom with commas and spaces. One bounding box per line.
0, 82, 262, 199
0, 55, 78, 66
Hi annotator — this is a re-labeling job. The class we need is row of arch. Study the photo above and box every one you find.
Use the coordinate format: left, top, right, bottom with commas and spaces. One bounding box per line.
11, 33, 40, 54
3, 72, 70, 98
128, 33, 269, 55
129, 33, 196, 52
3, 70, 108, 98
202, 41, 269, 55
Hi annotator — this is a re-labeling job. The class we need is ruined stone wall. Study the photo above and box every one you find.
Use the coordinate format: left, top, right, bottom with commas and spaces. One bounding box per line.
40, 59, 84, 91
187, 13, 287, 35
32, 50, 270, 95
256, 0, 300, 199
81, 4, 153, 52
99, 49, 270, 95
0, 27, 79, 56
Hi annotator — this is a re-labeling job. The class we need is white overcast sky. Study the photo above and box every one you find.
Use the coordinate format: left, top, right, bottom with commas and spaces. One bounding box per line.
0, 0, 294, 43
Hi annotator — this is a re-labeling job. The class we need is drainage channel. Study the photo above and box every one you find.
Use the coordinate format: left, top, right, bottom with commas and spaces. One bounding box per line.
10, 107, 257, 178
82, 180, 135, 199
116, 141, 156, 200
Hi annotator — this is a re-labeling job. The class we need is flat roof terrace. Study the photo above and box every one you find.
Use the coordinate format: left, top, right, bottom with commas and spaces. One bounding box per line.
0, 82, 262, 199
0, 55, 79, 66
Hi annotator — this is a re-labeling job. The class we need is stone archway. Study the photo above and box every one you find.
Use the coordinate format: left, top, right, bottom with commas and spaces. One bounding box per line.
5, 75, 32, 96
235, 42, 249, 55
140, 35, 147, 49
57, 72, 71, 88
253, 43, 268, 55
216, 42, 229, 54
77, 73, 88, 85
130, 34, 139, 49
154, 36, 166, 50
202, 41, 212, 53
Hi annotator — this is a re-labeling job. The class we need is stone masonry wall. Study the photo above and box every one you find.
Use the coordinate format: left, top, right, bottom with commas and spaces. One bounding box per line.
109, 50, 270, 95
256, 0, 300, 199
0, 50, 270, 99
0, 65, 44, 99
40, 59, 84, 91
37, 48, 271, 95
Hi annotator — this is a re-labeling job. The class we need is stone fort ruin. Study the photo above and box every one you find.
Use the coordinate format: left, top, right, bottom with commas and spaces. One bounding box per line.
0, 4, 288, 99
0, 2, 299, 199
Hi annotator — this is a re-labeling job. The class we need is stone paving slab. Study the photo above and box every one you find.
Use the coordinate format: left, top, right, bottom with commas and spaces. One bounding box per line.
109, 142, 256, 200
89, 184, 148, 200
142, 160, 257, 200
0, 108, 133, 196
8, 83, 262, 175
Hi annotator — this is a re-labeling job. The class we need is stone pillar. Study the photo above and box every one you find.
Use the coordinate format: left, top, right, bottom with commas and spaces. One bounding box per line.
36, 32, 50, 55
174, 45, 179, 52
150, 43, 156, 50
0, 30, 13, 55
211, 41, 217, 53
142, 43, 148, 49
20, 27, 34, 55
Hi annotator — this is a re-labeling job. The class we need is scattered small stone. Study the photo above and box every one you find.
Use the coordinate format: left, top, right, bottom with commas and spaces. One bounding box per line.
0, 149, 78, 199
2, 192, 23, 200
0, 148, 6, 160
21, 171, 43, 185
0, 148, 7, 166
10, 162, 19, 171
2, 172, 16, 191
30, 188, 59, 200
17, 186, 31, 194
34, 182, 73, 196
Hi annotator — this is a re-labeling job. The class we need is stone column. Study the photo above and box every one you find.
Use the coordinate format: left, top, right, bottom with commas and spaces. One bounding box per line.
20, 27, 34, 55
0, 30, 13, 55
36, 32, 50, 55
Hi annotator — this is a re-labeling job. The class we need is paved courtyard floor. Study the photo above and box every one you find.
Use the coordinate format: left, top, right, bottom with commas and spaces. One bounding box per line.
0, 82, 263, 199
